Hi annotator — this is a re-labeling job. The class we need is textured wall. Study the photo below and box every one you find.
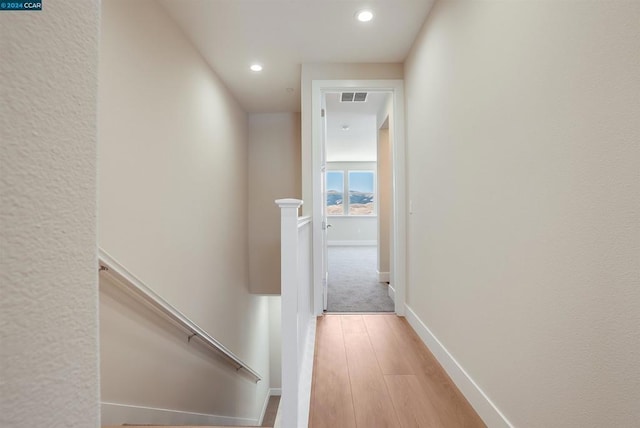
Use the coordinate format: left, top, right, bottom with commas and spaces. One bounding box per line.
0, 2, 100, 428
98, 0, 270, 423
248, 113, 301, 294
405, 1, 640, 426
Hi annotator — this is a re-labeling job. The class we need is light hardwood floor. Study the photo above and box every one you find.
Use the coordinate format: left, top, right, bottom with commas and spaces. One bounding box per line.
308, 314, 486, 428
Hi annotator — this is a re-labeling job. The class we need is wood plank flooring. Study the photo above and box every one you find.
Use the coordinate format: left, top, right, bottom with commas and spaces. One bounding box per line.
309, 314, 486, 428
262, 395, 280, 427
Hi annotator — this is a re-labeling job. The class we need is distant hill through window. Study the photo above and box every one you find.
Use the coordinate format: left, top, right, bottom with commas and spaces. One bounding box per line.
326, 170, 375, 216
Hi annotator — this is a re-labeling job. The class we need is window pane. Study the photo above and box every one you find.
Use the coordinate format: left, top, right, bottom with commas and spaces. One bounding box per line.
348, 171, 374, 215
326, 171, 344, 215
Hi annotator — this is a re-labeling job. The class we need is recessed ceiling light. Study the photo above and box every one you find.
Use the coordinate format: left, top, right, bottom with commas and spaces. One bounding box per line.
356, 10, 373, 22
250, 64, 263, 72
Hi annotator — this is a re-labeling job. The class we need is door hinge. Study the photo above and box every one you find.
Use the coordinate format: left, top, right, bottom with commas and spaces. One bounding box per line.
321, 109, 325, 118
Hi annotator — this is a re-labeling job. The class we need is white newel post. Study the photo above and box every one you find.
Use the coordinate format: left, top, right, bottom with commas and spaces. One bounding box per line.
276, 198, 303, 428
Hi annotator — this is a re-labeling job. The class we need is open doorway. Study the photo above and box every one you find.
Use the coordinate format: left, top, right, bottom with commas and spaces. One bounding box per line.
312, 79, 407, 316
323, 90, 395, 312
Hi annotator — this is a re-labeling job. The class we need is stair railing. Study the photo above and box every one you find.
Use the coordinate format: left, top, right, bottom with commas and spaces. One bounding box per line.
276, 199, 316, 428
98, 248, 262, 382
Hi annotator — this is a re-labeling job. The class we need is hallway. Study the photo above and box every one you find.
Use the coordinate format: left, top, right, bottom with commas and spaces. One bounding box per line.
309, 314, 485, 428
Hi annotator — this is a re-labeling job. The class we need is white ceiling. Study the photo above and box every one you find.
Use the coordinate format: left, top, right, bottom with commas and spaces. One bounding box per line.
160, 0, 434, 113
325, 92, 389, 162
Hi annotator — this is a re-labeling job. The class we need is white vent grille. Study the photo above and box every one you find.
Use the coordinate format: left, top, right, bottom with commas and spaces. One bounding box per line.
340, 92, 368, 102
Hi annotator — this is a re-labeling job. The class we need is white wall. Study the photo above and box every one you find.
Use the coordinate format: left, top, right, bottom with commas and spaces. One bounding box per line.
98, 0, 271, 424
0, 2, 100, 427
248, 113, 301, 294
405, 1, 640, 427
327, 216, 377, 245
376, 94, 394, 277
326, 162, 377, 244
268, 297, 282, 390
326, 111, 378, 162
377, 126, 391, 275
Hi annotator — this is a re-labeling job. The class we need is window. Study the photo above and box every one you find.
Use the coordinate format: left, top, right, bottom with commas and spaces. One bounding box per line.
348, 171, 375, 215
326, 169, 375, 216
326, 171, 344, 215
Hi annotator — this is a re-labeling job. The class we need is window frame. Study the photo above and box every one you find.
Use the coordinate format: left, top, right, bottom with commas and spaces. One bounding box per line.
325, 164, 376, 217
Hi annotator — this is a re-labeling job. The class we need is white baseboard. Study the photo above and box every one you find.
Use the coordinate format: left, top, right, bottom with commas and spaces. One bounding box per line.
377, 270, 390, 282
101, 402, 258, 427
404, 306, 513, 428
270, 388, 282, 396
388, 284, 395, 302
299, 316, 317, 427
328, 240, 376, 246
258, 387, 282, 426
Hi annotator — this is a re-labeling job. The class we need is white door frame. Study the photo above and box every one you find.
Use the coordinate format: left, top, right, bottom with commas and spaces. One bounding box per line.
311, 79, 407, 316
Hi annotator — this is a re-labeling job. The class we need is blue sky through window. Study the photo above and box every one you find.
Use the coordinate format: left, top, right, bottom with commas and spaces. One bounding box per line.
327, 171, 344, 191
348, 171, 374, 193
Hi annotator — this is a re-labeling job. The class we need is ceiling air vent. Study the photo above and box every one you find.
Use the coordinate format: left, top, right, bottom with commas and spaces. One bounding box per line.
340, 92, 368, 102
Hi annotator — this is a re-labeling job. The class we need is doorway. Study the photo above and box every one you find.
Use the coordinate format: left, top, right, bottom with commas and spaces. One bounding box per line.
323, 91, 394, 312
311, 79, 407, 316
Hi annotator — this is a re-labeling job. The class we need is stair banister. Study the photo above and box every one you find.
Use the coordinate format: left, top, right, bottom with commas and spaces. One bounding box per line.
276, 198, 316, 428
277, 198, 303, 428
